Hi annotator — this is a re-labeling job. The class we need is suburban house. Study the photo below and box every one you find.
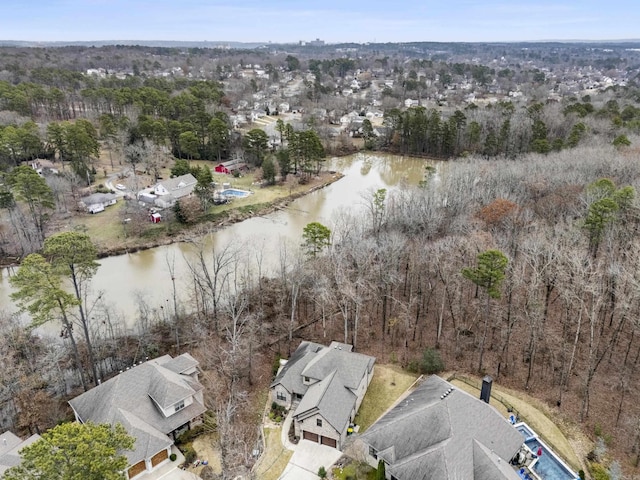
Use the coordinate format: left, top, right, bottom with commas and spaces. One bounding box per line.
214, 158, 248, 175
68, 353, 206, 480
137, 173, 197, 209
270, 341, 375, 450
80, 192, 118, 214
360, 375, 523, 480
152, 173, 197, 209
0, 431, 41, 477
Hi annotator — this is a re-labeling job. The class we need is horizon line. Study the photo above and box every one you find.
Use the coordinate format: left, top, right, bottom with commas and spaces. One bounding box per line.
2, 38, 640, 46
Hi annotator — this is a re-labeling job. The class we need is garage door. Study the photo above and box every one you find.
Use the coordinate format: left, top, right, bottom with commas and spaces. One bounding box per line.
151, 449, 168, 467
303, 431, 319, 442
321, 436, 337, 448
127, 460, 146, 479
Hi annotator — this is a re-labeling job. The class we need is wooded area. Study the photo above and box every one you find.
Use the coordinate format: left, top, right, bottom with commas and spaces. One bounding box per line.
2, 42, 640, 477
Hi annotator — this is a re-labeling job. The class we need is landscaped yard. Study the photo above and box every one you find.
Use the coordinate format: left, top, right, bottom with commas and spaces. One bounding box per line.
356, 364, 419, 432
252, 426, 292, 480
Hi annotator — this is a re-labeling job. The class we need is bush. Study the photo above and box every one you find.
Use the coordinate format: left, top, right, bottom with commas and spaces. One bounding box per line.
175, 425, 205, 446
409, 347, 445, 374
590, 462, 610, 480
181, 444, 197, 464
269, 402, 287, 421
273, 353, 282, 377
170, 453, 177, 461
318, 466, 327, 478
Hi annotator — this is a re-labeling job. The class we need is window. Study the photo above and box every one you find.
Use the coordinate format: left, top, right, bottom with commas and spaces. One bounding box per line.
174, 400, 185, 412
317, 419, 323, 427
304, 376, 310, 383
277, 392, 287, 401
369, 446, 378, 459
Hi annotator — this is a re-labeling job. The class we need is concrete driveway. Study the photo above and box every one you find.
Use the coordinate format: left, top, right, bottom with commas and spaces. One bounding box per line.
278, 440, 343, 480
135, 446, 201, 480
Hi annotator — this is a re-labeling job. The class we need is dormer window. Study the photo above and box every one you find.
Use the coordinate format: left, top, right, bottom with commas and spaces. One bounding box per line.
174, 400, 185, 412
304, 376, 310, 383
369, 446, 378, 459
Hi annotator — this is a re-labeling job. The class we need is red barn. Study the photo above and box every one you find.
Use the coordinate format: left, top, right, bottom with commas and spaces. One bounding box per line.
214, 159, 248, 175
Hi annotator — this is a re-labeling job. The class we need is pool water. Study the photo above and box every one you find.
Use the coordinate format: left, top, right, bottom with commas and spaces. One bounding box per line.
516, 423, 535, 440
221, 188, 251, 198
525, 438, 578, 480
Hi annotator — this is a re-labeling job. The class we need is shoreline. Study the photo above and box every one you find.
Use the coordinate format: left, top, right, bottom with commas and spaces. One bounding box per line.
95, 172, 345, 260
0, 171, 347, 269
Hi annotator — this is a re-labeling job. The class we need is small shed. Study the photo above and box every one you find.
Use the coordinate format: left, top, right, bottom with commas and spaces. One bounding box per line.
150, 212, 162, 223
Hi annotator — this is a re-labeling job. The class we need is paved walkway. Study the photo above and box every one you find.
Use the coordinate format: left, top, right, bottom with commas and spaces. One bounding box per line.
280, 411, 296, 451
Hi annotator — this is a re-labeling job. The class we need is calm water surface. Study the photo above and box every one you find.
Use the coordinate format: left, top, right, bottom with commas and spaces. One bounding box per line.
0, 153, 442, 333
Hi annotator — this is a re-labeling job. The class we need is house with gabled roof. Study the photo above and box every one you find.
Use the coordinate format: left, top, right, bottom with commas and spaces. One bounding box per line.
360, 375, 523, 480
152, 173, 197, 209
0, 431, 41, 477
270, 341, 375, 450
79, 192, 118, 213
68, 353, 206, 480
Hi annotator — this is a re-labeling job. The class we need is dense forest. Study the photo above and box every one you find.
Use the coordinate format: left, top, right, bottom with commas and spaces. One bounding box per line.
2, 42, 640, 478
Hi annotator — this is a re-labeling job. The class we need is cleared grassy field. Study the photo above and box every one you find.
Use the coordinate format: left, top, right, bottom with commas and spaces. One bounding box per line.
356, 364, 419, 432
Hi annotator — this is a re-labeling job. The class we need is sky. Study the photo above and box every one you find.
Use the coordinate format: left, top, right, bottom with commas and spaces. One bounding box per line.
1, 0, 639, 44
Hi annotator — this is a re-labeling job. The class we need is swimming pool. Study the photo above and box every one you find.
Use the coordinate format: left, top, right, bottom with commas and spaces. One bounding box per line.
515, 423, 536, 441
525, 437, 579, 480
221, 188, 251, 198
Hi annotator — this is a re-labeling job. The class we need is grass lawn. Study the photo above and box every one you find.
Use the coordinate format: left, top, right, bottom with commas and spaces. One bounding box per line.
450, 375, 582, 472
253, 427, 292, 480
332, 462, 377, 480
67, 163, 341, 253
356, 364, 419, 432
69, 200, 128, 248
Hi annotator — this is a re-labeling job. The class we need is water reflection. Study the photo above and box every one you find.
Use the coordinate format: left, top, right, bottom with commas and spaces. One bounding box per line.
1, 153, 441, 332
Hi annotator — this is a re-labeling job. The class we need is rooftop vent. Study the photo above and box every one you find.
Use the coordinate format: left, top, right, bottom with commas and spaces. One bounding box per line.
441, 387, 454, 400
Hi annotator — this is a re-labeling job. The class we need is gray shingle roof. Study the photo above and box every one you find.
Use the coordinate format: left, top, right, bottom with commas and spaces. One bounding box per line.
361, 375, 523, 480
114, 409, 172, 465
270, 341, 325, 395
68, 354, 205, 467
293, 370, 357, 433
159, 174, 197, 194
0, 432, 41, 476
301, 342, 374, 390
81, 192, 118, 206
148, 366, 197, 409
162, 352, 199, 374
